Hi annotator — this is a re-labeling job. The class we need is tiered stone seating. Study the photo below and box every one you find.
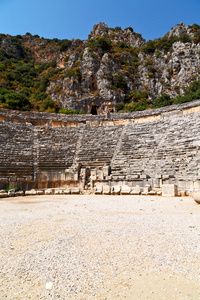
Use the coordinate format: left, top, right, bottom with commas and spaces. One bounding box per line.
0, 122, 33, 179
36, 127, 79, 172
1, 100, 200, 192
111, 112, 200, 182
76, 125, 123, 167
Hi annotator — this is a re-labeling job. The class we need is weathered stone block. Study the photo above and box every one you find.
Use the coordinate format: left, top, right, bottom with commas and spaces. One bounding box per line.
0, 192, 8, 198
162, 184, 177, 197
15, 191, 24, 196
36, 190, 44, 195
148, 190, 157, 195
193, 192, 200, 204
103, 185, 111, 195
121, 185, 131, 195
26, 176, 33, 181
143, 185, 151, 193
9, 177, 16, 182
25, 189, 37, 196
0, 179, 8, 183
103, 166, 110, 177
179, 191, 186, 197
97, 170, 104, 180
73, 173, 79, 181
63, 188, 71, 194
194, 180, 200, 190
95, 186, 103, 194
117, 175, 125, 179
65, 171, 73, 181
141, 191, 148, 195
112, 185, 121, 195
132, 174, 139, 179
45, 189, 53, 195
140, 174, 147, 179
54, 189, 63, 195
91, 169, 97, 181
71, 187, 80, 194
131, 190, 140, 195
9, 182, 17, 187
8, 190, 15, 197
153, 178, 160, 188
130, 185, 141, 195
17, 177, 25, 182
185, 181, 194, 190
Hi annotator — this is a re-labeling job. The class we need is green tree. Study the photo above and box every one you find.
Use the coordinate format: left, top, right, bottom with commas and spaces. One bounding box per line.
154, 93, 172, 108
5, 92, 31, 110
40, 97, 57, 112
112, 73, 127, 92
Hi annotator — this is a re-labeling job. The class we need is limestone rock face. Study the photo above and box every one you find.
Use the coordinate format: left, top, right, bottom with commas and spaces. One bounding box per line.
166, 22, 194, 38
45, 22, 200, 112
1, 23, 200, 114
88, 22, 109, 38
89, 23, 145, 47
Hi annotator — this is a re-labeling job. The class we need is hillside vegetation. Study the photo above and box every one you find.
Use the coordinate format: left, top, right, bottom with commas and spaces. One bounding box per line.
0, 23, 200, 113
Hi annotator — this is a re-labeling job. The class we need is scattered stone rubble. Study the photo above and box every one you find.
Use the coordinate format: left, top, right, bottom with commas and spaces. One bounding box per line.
0, 183, 182, 198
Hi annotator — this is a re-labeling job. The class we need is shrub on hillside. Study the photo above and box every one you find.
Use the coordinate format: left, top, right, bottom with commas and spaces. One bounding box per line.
156, 35, 179, 52
58, 108, 83, 114
112, 73, 127, 92
115, 102, 125, 112
40, 97, 58, 112
154, 93, 172, 108
124, 101, 149, 112
142, 40, 156, 54
88, 37, 112, 53
59, 40, 72, 52
114, 26, 122, 31
4, 92, 31, 110
189, 24, 200, 43
125, 27, 133, 32
180, 34, 191, 43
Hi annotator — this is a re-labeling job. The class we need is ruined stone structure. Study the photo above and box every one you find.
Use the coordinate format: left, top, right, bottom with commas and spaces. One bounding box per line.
1, 99, 200, 195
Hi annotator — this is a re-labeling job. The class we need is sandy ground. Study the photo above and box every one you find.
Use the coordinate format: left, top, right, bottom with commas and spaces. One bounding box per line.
0, 194, 200, 299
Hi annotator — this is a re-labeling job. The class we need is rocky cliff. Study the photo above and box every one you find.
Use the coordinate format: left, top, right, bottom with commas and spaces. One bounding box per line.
0, 22, 200, 113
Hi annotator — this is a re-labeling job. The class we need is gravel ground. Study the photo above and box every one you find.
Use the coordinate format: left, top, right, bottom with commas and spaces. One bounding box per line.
0, 195, 200, 300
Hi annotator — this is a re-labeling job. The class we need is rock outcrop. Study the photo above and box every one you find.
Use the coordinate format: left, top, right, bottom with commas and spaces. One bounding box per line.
1, 22, 200, 113
46, 22, 200, 112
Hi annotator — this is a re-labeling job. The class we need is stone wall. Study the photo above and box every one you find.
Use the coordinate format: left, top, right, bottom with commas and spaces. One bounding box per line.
1, 100, 200, 194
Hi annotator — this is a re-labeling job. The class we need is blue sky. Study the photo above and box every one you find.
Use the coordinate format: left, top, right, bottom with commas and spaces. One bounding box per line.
0, 0, 200, 41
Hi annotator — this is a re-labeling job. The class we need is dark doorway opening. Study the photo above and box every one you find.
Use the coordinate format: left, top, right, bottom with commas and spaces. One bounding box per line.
91, 105, 98, 115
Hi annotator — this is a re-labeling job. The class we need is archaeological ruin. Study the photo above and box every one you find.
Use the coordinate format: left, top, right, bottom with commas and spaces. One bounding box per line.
1, 99, 200, 196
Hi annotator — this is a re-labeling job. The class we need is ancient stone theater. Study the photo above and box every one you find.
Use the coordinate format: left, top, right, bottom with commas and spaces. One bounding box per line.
1, 99, 200, 196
